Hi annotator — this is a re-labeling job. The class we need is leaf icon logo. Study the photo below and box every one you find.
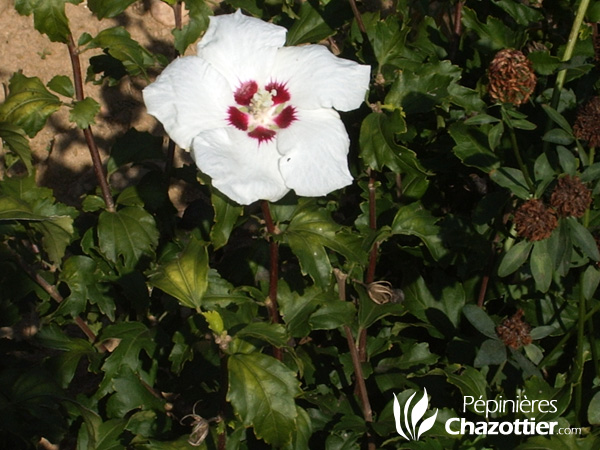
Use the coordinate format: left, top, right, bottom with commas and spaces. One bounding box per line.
393, 388, 438, 440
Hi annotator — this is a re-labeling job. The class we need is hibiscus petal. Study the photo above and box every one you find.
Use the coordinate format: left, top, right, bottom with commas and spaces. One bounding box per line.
270, 45, 370, 112
192, 128, 289, 205
277, 109, 353, 196
197, 10, 287, 88
143, 56, 232, 150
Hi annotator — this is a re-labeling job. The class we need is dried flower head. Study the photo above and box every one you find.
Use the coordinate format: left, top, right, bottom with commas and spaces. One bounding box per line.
513, 198, 558, 241
488, 49, 536, 106
550, 175, 592, 218
366, 281, 404, 304
573, 97, 600, 148
496, 309, 532, 349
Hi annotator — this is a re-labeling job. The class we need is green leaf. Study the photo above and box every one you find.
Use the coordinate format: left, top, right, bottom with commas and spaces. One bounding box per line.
461, 6, 520, 50
98, 206, 159, 272
589, 392, 600, 425
105, 367, 164, 418
169, 331, 194, 375
309, 301, 356, 330
556, 146, 577, 175
147, 237, 209, 309
542, 104, 573, 134
391, 202, 447, 261
0, 122, 33, 173
445, 366, 488, 410
498, 240, 533, 277
98, 322, 157, 397
277, 283, 323, 338
543, 129, 574, 146
566, 217, 600, 261
531, 239, 553, 293
173, 0, 212, 55
378, 342, 438, 370
463, 305, 498, 339
69, 97, 100, 129
0, 73, 61, 137
582, 265, 600, 301
227, 352, 301, 447
211, 190, 243, 249
285, 0, 335, 45
14, 0, 81, 43
86, 27, 156, 79
492, 0, 543, 25
449, 123, 501, 172
47, 75, 74, 97
87, 0, 137, 18
285, 202, 366, 288
359, 110, 429, 175
474, 339, 507, 367
107, 128, 164, 175
236, 322, 289, 348
58, 255, 115, 320
489, 167, 531, 199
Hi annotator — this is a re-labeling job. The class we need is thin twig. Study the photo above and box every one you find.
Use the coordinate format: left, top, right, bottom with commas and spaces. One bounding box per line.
334, 269, 373, 423
165, 1, 184, 175
66, 35, 115, 212
261, 200, 283, 361
6, 244, 105, 349
348, 0, 366, 34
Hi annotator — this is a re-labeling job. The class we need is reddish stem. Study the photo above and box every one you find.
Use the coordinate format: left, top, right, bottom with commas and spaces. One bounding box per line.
261, 200, 283, 360
67, 35, 115, 212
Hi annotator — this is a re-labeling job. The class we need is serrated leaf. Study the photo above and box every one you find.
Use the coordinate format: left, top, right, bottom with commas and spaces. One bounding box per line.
69, 97, 100, 128
47, 75, 74, 97
105, 366, 164, 418
285, 202, 366, 288
236, 322, 289, 348
463, 305, 498, 339
14, 0, 81, 43
58, 255, 115, 320
0, 73, 61, 137
173, 0, 212, 55
449, 123, 500, 172
169, 331, 193, 374
86, 27, 155, 79
87, 0, 137, 18
211, 190, 243, 249
227, 352, 301, 447
391, 202, 447, 261
309, 300, 355, 330
461, 6, 520, 50
147, 237, 209, 309
98, 322, 156, 397
0, 122, 32, 172
498, 240, 533, 277
98, 206, 159, 272
286, 0, 336, 45
277, 284, 323, 337
107, 128, 164, 175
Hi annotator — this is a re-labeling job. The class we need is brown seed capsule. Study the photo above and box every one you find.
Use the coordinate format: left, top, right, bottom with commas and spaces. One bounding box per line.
514, 199, 558, 241
573, 97, 600, 148
550, 175, 592, 218
488, 49, 537, 106
496, 309, 532, 349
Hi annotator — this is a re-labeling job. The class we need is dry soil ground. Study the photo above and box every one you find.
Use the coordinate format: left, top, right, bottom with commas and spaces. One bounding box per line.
0, 0, 199, 207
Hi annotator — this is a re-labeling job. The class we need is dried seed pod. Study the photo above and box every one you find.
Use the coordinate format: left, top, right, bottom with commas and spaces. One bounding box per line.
496, 309, 532, 349
366, 281, 404, 304
573, 97, 600, 148
488, 49, 537, 106
513, 199, 558, 241
550, 175, 592, 218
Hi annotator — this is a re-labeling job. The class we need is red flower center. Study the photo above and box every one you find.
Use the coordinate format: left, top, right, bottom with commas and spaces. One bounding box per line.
227, 80, 297, 143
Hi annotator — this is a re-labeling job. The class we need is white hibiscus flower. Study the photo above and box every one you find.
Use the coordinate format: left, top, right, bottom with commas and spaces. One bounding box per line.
143, 10, 370, 205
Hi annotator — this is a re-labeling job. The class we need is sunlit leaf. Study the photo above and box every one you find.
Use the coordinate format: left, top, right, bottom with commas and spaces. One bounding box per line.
173, 0, 212, 55
227, 352, 301, 447
87, 0, 137, 18
69, 97, 100, 129
147, 236, 209, 309
0, 73, 61, 137
14, 0, 82, 43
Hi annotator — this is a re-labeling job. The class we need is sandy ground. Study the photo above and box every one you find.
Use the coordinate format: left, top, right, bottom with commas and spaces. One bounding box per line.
0, 0, 196, 205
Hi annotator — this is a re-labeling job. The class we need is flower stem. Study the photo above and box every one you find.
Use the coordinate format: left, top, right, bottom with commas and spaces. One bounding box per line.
550, 0, 591, 110
508, 125, 535, 193
334, 269, 373, 424
67, 35, 115, 212
574, 270, 586, 426
261, 200, 282, 361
